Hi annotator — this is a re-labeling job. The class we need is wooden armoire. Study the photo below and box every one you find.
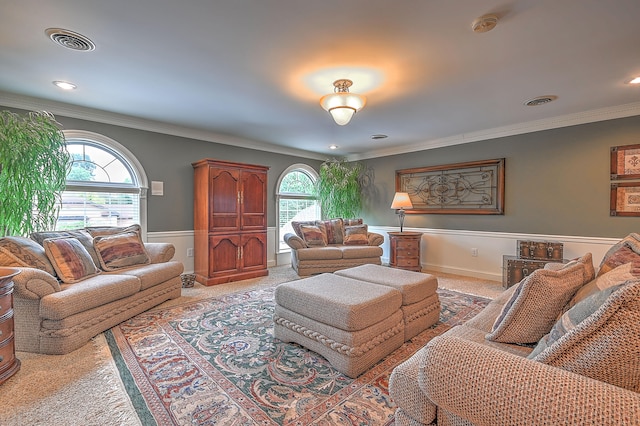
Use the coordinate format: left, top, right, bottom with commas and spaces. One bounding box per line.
192, 159, 269, 286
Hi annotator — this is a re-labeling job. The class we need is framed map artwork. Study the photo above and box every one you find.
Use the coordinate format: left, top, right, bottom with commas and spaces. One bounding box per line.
396, 158, 505, 215
611, 144, 640, 180
610, 182, 640, 216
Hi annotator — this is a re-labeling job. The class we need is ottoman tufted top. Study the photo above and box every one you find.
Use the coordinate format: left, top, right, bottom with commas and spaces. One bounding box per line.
275, 273, 402, 331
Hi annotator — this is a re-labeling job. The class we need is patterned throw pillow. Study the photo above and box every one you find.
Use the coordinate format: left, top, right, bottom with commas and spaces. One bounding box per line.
31, 229, 100, 268
291, 221, 317, 240
43, 237, 101, 283
93, 231, 150, 271
486, 254, 594, 344
343, 218, 364, 226
85, 224, 142, 238
343, 224, 369, 245
315, 218, 344, 244
0, 236, 56, 276
528, 280, 640, 392
597, 233, 640, 277
299, 225, 327, 247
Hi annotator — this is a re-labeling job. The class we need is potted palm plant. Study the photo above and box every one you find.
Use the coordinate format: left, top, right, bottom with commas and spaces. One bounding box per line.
315, 158, 365, 219
0, 110, 71, 237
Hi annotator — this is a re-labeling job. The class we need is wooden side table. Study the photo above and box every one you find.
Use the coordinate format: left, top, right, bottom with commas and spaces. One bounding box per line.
0, 268, 20, 385
388, 232, 423, 272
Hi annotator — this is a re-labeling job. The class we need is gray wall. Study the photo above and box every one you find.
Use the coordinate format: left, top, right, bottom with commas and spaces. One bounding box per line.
362, 115, 640, 239
4, 105, 640, 238
4, 108, 324, 232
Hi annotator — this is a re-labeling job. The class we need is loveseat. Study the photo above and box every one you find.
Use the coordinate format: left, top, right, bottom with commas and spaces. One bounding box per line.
390, 235, 640, 425
0, 225, 183, 354
283, 218, 384, 276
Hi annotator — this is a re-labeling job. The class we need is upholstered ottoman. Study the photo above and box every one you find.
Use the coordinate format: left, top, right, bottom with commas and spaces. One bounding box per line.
335, 264, 440, 340
273, 273, 405, 378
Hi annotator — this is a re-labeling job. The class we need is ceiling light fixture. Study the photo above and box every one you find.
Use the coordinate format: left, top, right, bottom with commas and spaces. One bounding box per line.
52, 80, 77, 90
329, 144, 339, 150
319, 79, 366, 126
628, 77, 640, 85
472, 14, 498, 33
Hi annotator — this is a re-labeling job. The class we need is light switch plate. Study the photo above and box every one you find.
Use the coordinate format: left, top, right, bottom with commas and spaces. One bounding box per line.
151, 181, 164, 196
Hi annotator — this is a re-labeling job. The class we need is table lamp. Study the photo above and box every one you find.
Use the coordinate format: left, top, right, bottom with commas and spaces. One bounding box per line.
390, 192, 413, 232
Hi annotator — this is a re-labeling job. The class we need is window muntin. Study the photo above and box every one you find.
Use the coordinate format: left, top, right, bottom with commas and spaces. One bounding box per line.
276, 165, 319, 252
55, 133, 146, 232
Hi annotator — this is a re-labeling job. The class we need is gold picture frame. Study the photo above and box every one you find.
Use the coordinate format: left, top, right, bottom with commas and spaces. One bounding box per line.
396, 158, 505, 215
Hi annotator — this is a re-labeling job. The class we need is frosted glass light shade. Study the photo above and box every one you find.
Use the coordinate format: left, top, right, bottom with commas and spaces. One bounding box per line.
391, 192, 413, 209
320, 92, 367, 126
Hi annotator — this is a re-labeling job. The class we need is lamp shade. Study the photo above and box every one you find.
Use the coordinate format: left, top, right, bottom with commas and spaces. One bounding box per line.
320, 79, 367, 126
391, 192, 413, 210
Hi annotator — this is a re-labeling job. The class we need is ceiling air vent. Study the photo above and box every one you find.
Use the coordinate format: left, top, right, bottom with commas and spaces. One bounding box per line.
524, 95, 558, 106
45, 28, 95, 51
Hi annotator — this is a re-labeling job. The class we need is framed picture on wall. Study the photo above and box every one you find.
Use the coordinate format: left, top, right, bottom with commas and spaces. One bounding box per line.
611, 144, 640, 180
396, 158, 505, 215
610, 182, 640, 216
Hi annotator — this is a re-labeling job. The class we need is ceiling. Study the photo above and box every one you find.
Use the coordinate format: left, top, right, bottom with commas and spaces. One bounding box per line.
1, 0, 640, 160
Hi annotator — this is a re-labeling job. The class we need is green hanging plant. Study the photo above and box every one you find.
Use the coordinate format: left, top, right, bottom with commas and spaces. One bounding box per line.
0, 110, 71, 236
315, 158, 365, 219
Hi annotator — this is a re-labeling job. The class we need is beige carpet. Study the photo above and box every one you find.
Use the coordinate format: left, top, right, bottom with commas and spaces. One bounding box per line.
1, 266, 503, 426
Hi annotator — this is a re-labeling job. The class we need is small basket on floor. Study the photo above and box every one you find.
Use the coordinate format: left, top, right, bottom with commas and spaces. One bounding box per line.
181, 273, 196, 288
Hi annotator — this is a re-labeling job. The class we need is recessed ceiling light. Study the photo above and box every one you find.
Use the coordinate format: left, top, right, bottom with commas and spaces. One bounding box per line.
371, 134, 388, 140
53, 80, 77, 90
524, 95, 557, 106
628, 77, 640, 85
329, 144, 339, 150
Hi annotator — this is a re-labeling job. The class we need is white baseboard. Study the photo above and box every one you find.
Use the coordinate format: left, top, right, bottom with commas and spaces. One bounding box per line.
150, 226, 619, 282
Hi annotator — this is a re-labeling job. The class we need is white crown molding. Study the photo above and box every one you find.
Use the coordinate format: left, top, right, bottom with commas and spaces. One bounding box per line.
0, 91, 327, 161
347, 101, 640, 161
3, 90, 639, 162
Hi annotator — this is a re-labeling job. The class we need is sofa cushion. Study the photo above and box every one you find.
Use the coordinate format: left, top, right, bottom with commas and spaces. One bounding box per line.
486, 254, 593, 344
295, 246, 344, 261
114, 261, 184, 291
40, 273, 141, 320
31, 229, 100, 267
596, 233, 640, 276
85, 223, 142, 238
343, 224, 369, 245
316, 218, 344, 244
93, 231, 150, 271
528, 280, 640, 392
299, 225, 327, 247
43, 237, 101, 284
343, 218, 364, 226
0, 236, 56, 276
340, 245, 383, 259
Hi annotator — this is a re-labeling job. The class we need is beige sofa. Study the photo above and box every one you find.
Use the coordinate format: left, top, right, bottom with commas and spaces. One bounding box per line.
283, 218, 383, 276
0, 225, 183, 354
390, 236, 640, 425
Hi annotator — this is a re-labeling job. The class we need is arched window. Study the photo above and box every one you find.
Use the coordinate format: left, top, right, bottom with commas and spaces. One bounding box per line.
276, 164, 320, 252
56, 130, 148, 235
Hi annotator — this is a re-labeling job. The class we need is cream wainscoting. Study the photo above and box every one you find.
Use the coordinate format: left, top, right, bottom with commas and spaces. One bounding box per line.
150, 226, 617, 281
370, 226, 619, 282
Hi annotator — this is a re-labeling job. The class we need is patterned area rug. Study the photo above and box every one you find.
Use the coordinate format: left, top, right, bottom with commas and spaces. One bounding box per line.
106, 287, 490, 425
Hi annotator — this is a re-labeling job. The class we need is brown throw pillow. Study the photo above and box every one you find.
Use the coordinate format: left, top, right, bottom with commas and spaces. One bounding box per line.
93, 231, 150, 271
597, 233, 640, 277
343, 224, 369, 245
0, 236, 56, 276
299, 225, 327, 247
315, 218, 344, 244
31, 229, 100, 268
43, 237, 100, 283
85, 224, 142, 238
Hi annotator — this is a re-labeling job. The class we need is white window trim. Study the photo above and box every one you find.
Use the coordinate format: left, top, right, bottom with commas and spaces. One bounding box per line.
275, 163, 319, 253
63, 130, 149, 239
